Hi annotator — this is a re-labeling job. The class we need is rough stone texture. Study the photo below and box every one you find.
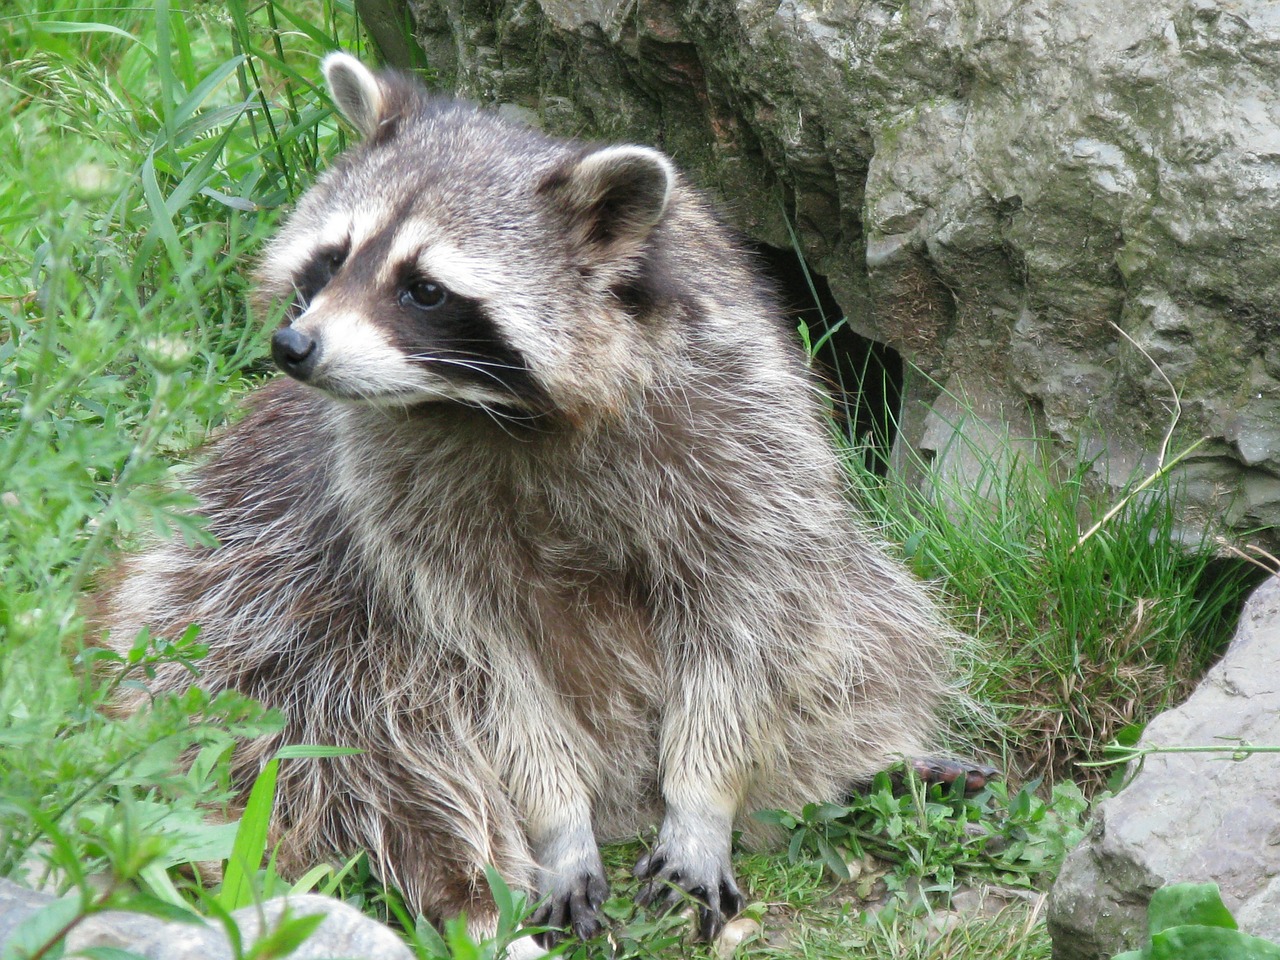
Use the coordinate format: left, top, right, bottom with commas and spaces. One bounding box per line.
1046, 575, 1280, 959
0, 879, 414, 960
0, 878, 54, 948
357, 0, 1280, 544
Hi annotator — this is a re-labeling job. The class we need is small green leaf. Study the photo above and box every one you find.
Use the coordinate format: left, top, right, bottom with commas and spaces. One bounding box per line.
1149, 926, 1280, 960
811, 801, 851, 823
484, 864, 515, 921
818, 838, 851, 881
1147, 883, 1237, 935
1114, 723, 1147, 748
902, 529, 925, 559
787, 828, 805, 864
413, 914, 451, 959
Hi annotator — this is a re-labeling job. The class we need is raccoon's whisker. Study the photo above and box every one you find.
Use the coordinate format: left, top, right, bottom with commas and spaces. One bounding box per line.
471, 398, 551, 426
408, 354, 534, 394
409, 354, 532, 375
289, 283, 312, 316
469, 398, 538, 440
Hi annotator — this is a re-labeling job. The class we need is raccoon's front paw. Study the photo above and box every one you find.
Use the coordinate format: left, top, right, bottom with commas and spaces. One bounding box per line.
528, 867, 608, 946
634, 842, 745, 941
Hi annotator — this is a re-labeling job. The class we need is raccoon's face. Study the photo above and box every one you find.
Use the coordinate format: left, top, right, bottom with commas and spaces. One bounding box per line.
254, 54, 680, 424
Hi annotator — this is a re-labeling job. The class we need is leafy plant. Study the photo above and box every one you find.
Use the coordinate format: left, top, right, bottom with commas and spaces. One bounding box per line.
400, 868, 542, 960
757, 769, 1088, 903
2, 735, 365, 960
1114, 882, 1280, 960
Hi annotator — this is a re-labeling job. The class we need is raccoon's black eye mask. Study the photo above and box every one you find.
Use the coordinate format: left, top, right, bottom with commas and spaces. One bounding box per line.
293, 242, 350, 309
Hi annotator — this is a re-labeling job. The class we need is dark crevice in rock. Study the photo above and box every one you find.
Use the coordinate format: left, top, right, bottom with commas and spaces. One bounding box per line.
752, 242, 904, 475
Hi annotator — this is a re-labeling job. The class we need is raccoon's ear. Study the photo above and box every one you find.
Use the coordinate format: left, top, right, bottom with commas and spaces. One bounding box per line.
543, 145, 675, 253
323, 52, 387, 140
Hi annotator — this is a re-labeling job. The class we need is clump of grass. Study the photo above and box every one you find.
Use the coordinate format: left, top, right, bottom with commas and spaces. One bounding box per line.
838, 388, 1263, 790
1, 0, 364, 937
728, 788, 1061, 960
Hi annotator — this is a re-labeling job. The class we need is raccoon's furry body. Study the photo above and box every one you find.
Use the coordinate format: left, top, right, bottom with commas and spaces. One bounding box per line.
98, 55, 954, 953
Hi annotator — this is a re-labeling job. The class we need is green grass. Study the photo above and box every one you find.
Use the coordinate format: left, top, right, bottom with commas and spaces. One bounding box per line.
0, 3, 1265, 959
834, 406, 1261, 790
1, 0, 370, 954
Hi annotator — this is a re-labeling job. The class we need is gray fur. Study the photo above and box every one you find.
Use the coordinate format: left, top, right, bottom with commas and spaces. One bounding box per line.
95, 55, 957, 950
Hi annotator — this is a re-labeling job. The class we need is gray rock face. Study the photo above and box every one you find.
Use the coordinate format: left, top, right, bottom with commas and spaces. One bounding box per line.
0, 879, 54, 949
0, 879, 414, 960
362, 0, 1280, 542
1046, 575, 1280, 959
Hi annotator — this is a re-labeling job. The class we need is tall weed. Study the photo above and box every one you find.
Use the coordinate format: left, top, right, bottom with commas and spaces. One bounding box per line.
0, 0, 365, 917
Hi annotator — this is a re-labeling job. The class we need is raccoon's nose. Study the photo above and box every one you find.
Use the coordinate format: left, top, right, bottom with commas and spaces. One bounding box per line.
271, 327, 318, 380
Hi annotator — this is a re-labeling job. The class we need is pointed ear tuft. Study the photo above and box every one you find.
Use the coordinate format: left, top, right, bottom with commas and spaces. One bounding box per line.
323, 52, 385, 139
543, 145, 675, 250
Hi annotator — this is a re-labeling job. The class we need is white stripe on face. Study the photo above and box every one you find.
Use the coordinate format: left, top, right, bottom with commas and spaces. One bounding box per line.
267, 208, 386, 291
378, 227, 508, 305
376, 231, 550, 367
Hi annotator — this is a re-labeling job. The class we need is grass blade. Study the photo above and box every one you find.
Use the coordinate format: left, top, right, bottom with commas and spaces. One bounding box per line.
172, 56, 247, 131
219, 757, 280, 912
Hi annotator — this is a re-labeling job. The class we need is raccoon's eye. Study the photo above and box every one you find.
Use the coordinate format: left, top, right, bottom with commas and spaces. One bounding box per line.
400, 280, 449, 311
323, 249, 347, 277
294, 245, 348, 309
312, 247, 347, 288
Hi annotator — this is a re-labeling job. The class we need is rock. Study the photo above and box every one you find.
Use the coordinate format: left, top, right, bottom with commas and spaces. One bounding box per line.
714, 916, 761, 958
949, 884, 1041, 920
67, 907, 172, 954
0, 879, 55, 947
1046, 575, 1280, 959
356, 0, 1280, 546
0, 879, 414, 960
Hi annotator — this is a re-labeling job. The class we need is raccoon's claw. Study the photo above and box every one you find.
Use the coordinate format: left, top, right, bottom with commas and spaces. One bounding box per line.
529, 869, 608, 946
634, 849, 745, 941
908, 756, 1001, 795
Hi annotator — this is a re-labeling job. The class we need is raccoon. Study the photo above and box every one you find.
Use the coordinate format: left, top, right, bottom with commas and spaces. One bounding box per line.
97, 53, 957, 955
